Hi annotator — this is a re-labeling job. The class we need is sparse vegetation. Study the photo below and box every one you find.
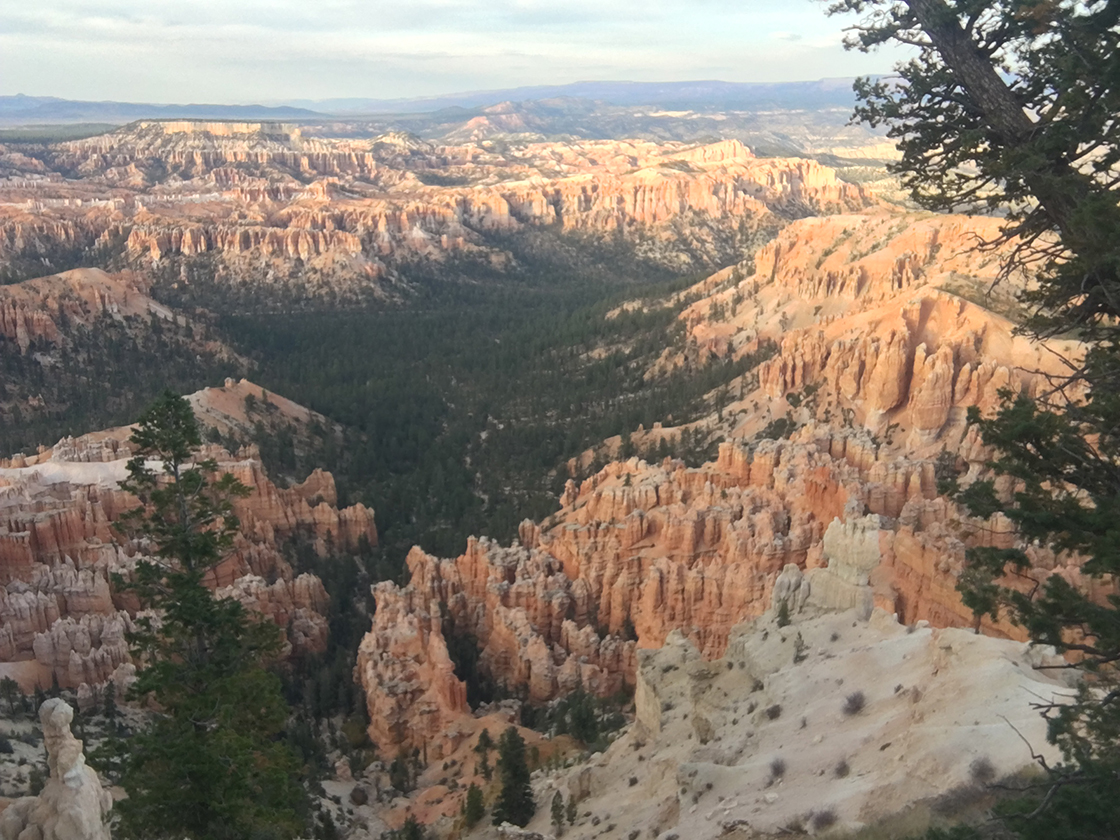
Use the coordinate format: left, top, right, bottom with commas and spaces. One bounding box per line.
843, 691, 866, 716
969, 757, 995, 784
812, 808, 838, 831
769, 757, 787, 780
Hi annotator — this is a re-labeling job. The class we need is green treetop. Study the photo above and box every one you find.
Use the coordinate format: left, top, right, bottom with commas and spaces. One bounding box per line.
491, 726, 535, 827
112, 390, 308, 840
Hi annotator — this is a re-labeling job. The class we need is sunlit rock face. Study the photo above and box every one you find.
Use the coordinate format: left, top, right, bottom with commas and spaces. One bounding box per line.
0, 126, 874, 295
355, 207, 1096, 762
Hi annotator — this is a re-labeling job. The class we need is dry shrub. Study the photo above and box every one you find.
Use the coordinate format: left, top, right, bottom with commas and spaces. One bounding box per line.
843, 691, 866, 715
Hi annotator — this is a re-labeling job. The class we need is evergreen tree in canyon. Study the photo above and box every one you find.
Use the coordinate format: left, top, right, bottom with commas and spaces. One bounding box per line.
112, 390, 307, 839
464, 782, 486, 828
492, 726, 535, 827
827, 0, 1120, 835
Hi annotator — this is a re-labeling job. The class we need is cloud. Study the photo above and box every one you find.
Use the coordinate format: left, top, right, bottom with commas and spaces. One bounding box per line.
0, 0, 904, 103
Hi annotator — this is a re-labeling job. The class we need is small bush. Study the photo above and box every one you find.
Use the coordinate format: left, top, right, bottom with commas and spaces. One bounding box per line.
811, 809, 838, 830
969, 756, 995, 783
793, 632, 808, 664
843, 691, 866, 715
0, 735, 13, 754
765, 704, 782, 720
769, 757, 787, 779
834, 759, 850, 778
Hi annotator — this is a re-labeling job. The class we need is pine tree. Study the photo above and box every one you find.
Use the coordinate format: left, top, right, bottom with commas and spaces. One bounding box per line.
828, 0, 1120, 339
475, 727, 494, 753
111, 390, 307, 839
463, 782, 485, 829
566, 794, 578, 826
102, 680, 118, 723
776, 598, 790, 628
475, 728, 494, 781
396, 816, 424, 840
0, 677, 20, 716
479, 751, 492, 782
551, 790, 565, 836
565, 685, 600, 746
491, 727, 535, 827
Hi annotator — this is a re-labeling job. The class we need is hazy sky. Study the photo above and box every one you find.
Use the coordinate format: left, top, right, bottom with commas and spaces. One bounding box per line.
0, 0, 905, 104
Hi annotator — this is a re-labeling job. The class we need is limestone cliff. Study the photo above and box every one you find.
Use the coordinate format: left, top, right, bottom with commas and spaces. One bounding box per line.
0, 126, 873, 293
523, 607, 1071, 839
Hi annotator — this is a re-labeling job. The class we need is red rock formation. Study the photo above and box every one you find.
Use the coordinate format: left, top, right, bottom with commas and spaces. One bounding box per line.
355, 208, 1093, 763
0, 384, 377, 690
0, 125, 874, 293
356, 537, 638, 754
354, 577, 469, 759
0, 268, 166, 354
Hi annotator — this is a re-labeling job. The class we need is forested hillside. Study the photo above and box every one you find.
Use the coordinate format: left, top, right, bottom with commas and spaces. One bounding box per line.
216, 232, 767, 568
0, 229, 768, 579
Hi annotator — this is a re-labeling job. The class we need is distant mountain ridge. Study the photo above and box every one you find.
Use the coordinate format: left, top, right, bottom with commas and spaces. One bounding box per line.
0, 94, 322, 126
286, 78, 863, 115
0, 79, 864, 127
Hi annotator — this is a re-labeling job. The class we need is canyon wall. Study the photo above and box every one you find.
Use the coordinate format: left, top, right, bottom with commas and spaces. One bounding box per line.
356, 208, 1090, 759
0, 128, 873, 291
0, 267, 179, 354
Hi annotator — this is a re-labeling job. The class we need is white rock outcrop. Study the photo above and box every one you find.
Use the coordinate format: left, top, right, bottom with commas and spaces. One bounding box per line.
518, 608, 1075, 839
0, 698, 113, 840
806, 515, 883, 619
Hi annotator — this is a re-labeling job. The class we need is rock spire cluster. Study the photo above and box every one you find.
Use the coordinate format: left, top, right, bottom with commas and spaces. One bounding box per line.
354, 207, 1095, 763
0, 380, 376, 697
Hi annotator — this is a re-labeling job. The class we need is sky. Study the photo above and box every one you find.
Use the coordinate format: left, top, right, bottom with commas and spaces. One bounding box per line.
0, 0, 906, 105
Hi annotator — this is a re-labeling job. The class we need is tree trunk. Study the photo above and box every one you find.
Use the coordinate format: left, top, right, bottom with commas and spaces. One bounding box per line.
905, 0, 1093, 246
